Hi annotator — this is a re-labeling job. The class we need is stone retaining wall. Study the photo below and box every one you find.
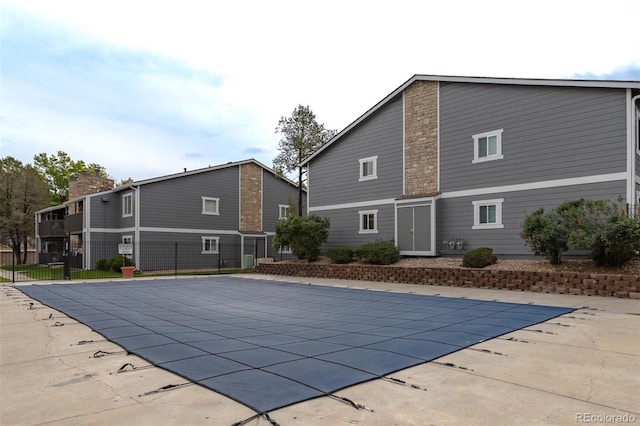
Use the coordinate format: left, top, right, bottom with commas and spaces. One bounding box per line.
255, 263, 640, 298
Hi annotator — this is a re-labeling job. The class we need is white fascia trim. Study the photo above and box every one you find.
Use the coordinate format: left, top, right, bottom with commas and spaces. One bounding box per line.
83, 195, 90, 269
402, 91, 406, 196
306, 163, 311, 214
396, 196, 438, 205
628, 91, 640, 204
440, 172, 627, 199
89, 227, 137, 234
90, 227, 240, 235
134, 187, 140, 267
140, 227, 240, 235
238, 166, 242, 230
437, 81, 441, 193
308, 198, 396, 212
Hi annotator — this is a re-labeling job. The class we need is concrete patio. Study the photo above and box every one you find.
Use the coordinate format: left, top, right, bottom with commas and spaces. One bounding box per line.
1, 274, 638, 425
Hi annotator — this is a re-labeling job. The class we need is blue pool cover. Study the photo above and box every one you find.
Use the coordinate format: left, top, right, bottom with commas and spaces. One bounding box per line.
17, 277, 574, 413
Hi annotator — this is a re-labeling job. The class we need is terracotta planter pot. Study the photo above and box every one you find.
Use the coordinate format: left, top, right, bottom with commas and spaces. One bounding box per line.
121, 266, 135, 279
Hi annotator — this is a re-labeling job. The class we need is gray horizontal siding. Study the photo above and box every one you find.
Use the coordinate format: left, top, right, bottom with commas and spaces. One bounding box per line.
138, 166, 239, 230
308, 97, 403, 208
85, 232, 123, 268
262, 172, 302, 232
437, 180, 626, 257
312, 204, 396, 248
137, 231, 242, 270
439, 83, 628, 192
88, 193, 122, 229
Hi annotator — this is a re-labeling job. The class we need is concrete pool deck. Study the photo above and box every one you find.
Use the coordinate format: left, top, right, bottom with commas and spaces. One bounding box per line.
1, 274, 639, 425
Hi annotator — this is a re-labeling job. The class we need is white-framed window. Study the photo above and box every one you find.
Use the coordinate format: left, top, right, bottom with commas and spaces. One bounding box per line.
472, 129, 504, 163
122, 193, 133, 217
279, 204, 289, 219
201, 236, 219, 254
202, 197, 220, 215
359, 209, 378, 234
472, 199, 504, 229
359, 156, 378, 181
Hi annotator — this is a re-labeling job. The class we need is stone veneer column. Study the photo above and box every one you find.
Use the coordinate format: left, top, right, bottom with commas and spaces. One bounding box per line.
68, 173, 115, 200
404, 80, 438, 197
68, 173, 115, 214
240, 163, 263, 233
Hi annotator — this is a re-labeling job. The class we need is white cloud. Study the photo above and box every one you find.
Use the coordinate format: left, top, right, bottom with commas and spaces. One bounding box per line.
2, 0, 639, 182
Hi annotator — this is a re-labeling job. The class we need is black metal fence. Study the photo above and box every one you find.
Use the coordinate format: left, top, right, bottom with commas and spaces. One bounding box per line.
1, 240, 262, 283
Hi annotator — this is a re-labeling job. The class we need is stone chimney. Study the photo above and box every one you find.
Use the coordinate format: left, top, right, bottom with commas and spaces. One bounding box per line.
404, 80, 439, 197
239, 162, 263, 233
68, 172, 115, 201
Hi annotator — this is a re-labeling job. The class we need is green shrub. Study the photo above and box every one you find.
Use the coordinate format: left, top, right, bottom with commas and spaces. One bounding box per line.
95, 258, 111, 271
353, 241, 400, 265
520, 208, 570, 265
521, 198, 640, 266
462, 247, 498, 268
96, 256, 133, 272
273, 215, 330, 262
326, 246, 354, 264
588, 214, 640, 267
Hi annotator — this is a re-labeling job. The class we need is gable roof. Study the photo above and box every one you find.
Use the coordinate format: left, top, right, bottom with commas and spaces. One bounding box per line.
37, 159, 300, 215
113, 158, 300, 192
302, 74, 640, 166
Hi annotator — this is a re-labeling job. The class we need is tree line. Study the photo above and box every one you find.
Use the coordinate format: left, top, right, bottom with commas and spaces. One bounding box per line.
0, 151, 129, 264
1, 104, 334, 265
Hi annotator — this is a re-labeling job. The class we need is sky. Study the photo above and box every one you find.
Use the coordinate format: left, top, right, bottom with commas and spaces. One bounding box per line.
1, 0, 639, 183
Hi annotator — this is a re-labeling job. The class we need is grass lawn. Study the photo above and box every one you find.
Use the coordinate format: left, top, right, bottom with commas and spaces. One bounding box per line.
1, 264, 244, 281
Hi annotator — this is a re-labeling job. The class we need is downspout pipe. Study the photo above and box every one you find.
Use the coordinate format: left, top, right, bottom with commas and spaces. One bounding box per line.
628, 93, 640, 209
132, 185, 140, 269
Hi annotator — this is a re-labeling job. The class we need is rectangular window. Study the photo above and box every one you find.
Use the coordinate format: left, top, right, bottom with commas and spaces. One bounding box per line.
122, 193, 133, 217
359, 156, 378, 181
359, 209, 378, 234
201, 236, 219, 254
279, 205, 289, 219
472, 199, 504, 229
479, 205, 496, 224
473, 129, 504, 163
202, 197, 220, 215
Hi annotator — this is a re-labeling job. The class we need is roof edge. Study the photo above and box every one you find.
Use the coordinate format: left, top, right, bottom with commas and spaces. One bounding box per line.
302, 74, 640, 165
114, 158, 303, 191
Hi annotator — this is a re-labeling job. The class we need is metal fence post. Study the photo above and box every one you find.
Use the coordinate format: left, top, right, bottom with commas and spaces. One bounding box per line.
174, 242, 178, 276
63, 236, 71, 280
218, 241, 221, 274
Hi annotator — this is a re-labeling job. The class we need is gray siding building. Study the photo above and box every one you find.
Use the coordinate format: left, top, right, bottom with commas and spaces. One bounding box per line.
303, 75, 640, 257
36, 159, 302, 270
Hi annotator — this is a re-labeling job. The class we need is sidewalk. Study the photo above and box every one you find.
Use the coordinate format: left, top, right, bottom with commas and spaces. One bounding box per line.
1, 275, 639, 425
